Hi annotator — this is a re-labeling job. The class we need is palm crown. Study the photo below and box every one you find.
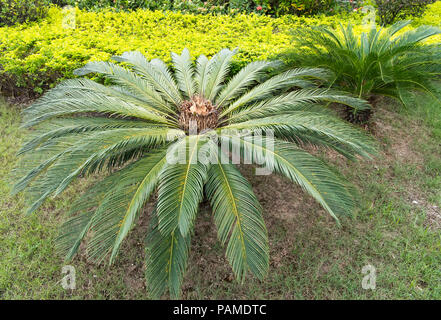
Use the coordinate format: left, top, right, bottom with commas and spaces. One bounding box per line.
14, 48, 376, 298
285, 21, 441, 107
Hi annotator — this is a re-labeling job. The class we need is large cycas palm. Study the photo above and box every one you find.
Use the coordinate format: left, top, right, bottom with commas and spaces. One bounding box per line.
284, 21, 441, 122
13, 48, 376, 298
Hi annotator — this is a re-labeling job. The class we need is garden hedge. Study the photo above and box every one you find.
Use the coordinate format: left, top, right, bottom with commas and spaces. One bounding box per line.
0, 3, 440, 96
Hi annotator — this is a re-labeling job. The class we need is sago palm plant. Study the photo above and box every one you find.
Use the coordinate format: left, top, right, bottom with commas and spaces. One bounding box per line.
13, 48, 376, 298
283, 21, 441, 122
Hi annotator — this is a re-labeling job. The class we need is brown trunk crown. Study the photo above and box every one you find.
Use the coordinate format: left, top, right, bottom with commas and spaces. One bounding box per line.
178, 95, 218, 134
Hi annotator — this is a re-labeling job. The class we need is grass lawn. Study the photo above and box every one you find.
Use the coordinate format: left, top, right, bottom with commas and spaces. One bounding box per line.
0, 89, 440, 299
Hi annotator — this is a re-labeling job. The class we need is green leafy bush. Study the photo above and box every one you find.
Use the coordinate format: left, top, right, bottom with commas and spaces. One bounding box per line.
0, 0, 49, 26
0, 7, 361, 96
413, 0, 441, 27
259, 0, 338, 16
53, 0, 344, 16
63, 0, 234, 14
375, 0, 436, 25
282, 21, 441, 122
13, 48, 375, 298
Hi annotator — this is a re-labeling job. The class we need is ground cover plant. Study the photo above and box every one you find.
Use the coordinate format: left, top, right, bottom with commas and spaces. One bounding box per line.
2, 4, 440, 98
12, 48, 376, 298
375, 0, 436, 25
0, 0, 49, 27
283, 21, 441, 122
0, 7, 365, 96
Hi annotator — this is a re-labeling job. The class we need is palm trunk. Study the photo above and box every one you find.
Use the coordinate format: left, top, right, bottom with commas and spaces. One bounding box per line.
344, 95, 376, 124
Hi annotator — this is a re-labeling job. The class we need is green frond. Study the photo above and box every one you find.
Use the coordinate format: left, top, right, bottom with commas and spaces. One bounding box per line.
55, 164, 128, 260
145, 211, 191, 299
195, 54, 209, 96
220, 68, 332, 118
223, 88, 370, 124
156, 136, 210, 237
220, 134, 357, 221
73, 62, 176, 115
204, 48, 237, 101
18, 117, 159, 156
22, 81, 174, 128
171, 48, 196, 99
205, 148, 268, 282
112, 51, 182, 105
16, 128, 183, 214
56, 147, 169, 262
215, 60, 278, 108
221, 111, 377, 159
109, 148, 169, 263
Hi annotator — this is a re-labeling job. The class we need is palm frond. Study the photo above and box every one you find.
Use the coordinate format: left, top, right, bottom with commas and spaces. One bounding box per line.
220, 68, 333, 118
223, 88, 370, 124
221, 111, 376, 159
112, 51, 182, 105
171, 48, 196, 99
195, 54, 209, 96
145, 211, 191, 299
204, 48, 237, 101
22, 81, 173, 128
74, 62, 176, 115
215, 60, 278, 108
18, 117, 158, 156
156, 136, 210, 237
205, 147, 268, 282
56, 146, 169, 262
220, 134, 357, 221
109, 148, 170, 263
16, 128, 183, 214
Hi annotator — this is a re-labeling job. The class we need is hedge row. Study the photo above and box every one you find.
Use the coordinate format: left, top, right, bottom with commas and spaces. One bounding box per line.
0, 7, 363, 96
0, 4, 440, 96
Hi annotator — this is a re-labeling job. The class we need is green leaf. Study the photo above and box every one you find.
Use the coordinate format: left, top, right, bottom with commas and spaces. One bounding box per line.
220, 134, 356, 221
171, 48, 195, 99
205, 148, 268, 282
156, 136, 209, 236
109, 148, 169, 263
204, 48, 237, 101
145, 211, 191, 299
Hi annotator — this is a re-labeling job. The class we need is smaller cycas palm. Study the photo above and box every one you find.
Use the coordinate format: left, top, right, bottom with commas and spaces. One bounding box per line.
13, 48, 376, 298
284, 21, 441, 122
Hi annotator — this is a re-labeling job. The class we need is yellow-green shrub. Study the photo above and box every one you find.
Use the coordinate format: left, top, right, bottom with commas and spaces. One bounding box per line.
413, 0, 441, 26
0, 7, 361, 95
1, 6, 439, 96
